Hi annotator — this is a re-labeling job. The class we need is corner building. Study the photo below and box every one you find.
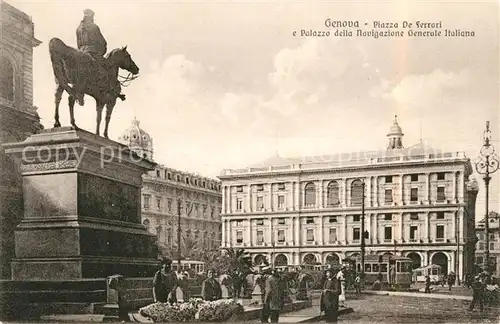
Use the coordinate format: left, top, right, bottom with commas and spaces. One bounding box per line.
118, 119, 223, 255
219, 117, 479, 280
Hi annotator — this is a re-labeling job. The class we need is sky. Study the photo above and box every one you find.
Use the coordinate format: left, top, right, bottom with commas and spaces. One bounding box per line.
6, 0, 500, 217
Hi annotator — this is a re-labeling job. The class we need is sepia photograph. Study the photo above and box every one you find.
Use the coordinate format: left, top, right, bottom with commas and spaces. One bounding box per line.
0, 0, 499, 323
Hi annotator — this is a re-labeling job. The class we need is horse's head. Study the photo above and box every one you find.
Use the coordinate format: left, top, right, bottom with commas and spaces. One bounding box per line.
108, 46, 139, 75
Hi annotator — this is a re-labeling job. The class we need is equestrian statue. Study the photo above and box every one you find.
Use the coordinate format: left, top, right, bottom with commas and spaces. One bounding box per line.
49, 9, 139, 138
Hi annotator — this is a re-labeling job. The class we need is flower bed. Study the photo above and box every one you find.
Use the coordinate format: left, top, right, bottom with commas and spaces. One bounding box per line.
139, 298, 244, 322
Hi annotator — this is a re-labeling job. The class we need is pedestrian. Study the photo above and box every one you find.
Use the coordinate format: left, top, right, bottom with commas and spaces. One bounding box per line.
354, 273, 361, 295
201, 269, 222, 301
447, 272, 455, 291
320, 269, 341, 323
261, 268, 283, 323
232, 270, 243, 299
424, 275, 431, 293
336, 266, 346, 308
469, 274, 485, 312
152, 258, 179, 304
441, 274, 447, 288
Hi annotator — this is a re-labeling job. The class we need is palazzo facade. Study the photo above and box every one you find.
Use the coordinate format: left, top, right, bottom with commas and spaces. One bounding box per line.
219, 117, 479, 280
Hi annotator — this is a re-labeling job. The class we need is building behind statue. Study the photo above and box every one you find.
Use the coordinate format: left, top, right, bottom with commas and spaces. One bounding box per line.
0, 1, 43, 279
219, 116, 479, 280
118, 119, 223, 260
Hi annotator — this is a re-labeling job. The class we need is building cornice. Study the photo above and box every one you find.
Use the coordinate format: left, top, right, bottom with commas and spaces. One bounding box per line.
219, 157, 471, 180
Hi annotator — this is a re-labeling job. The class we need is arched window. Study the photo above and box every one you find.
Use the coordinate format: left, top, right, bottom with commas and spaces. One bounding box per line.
304, 182, 316, 207
350, 179, 363, 206
0, 57, 14, 101
326, 181, 340, 207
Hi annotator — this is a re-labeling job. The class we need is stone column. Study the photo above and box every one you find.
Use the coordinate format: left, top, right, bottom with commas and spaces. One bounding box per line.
452, 172, 457, 203
426, 173, 432, 203
344, 216, 348, 244
373, 177, 379, 207
247, 184, 252, 212
372, 214, 377, 243
366, 213, 372, 244
221, 220, 226, 247
294, 217, 300, 246
425, 212, 430, 243
222, 186, 226, 214
319, 216, 324, 245
400, 213, 404, 243
458, 210, 464, 242
294, 181, 300, 211
458, 171, 465, 203
366, 177, 372, 207
247, 218, 252, 245
267, 184, 272, 212
343, 178, 348, 207
318, 180, 323, 209
400, 174, 405, 206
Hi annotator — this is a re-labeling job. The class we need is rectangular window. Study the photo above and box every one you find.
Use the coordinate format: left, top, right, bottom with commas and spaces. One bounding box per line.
490, 242, 495, 251
437, 187, 446, 202
384, 226, 392, 241
411, 174, 419, 182
436, 212, 445, 219
365, 263, 372, 273
277, 218, 285, 225
476, 256, 484, 265
167, 199, 172, 212
236, 186, 243, 193
278, 230, 285, 242
306, 217, 314, 224
353, 228, 361, 241
329, 228, 337, 243
410, 188, 418, 202
236, 231, 243, 243
143, 195, 150, 209
385, 176, 393, 183
257, 184, 264, 191
256, 219, 264, 226
278, 195, 285, 209
385, 189, 393, 204
329, 216, 337, 223
410, 226, 418, 241
236, 198, 243, 211
353, 215, 360, 222
436, 225, 444, 239
257, 231, 264, 244
437, 172, 446, 180
156, 197, 161, 210
167, 172, 172, 180
410, 213, 419, 220
256, 196, 264, 210
306, 229, 314, 242
278, 183, 286, 191
384, 213, 392, 221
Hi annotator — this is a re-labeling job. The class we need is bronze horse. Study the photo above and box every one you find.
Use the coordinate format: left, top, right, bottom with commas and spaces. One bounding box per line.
49, 37, 139, 138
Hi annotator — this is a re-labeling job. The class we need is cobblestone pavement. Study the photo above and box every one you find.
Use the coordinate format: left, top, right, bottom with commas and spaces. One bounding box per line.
339, 294, 500, 323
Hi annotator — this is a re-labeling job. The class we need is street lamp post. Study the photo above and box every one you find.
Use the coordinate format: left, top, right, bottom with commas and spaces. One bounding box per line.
474, 121, 499, 274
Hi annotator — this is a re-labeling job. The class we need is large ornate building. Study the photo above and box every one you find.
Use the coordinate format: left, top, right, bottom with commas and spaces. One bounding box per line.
475, 211, 500, 275
118, 119, 222, 258
219, 116, 479, 280
0, 1, 43, 278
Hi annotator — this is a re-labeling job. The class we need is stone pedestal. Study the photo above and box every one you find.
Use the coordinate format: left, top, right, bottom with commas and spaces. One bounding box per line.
3, 127, 159, 280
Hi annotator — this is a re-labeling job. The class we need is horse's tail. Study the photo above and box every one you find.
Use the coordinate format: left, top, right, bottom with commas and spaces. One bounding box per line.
49, 38, 77, 96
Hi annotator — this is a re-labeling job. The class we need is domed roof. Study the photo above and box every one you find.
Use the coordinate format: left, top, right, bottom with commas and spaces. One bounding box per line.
387, 115, 403, 136
118, 118, 154, 160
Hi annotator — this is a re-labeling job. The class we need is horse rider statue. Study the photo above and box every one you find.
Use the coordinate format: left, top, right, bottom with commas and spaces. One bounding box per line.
75, 9, 124, 105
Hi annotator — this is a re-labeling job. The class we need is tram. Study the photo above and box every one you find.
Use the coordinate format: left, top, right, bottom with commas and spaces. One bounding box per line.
345, 255, 413, 288
172, 260, 205, 274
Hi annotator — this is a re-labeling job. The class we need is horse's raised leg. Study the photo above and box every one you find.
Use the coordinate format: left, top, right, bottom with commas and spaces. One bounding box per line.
103, 101, 116, 139
54, 85, 63, 128
95, 102, 105, 136
68, 96, 79, 130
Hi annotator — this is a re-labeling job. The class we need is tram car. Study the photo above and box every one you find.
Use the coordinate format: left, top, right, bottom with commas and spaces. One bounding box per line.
345, 255, 413, 288
412, 264, 443, 284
